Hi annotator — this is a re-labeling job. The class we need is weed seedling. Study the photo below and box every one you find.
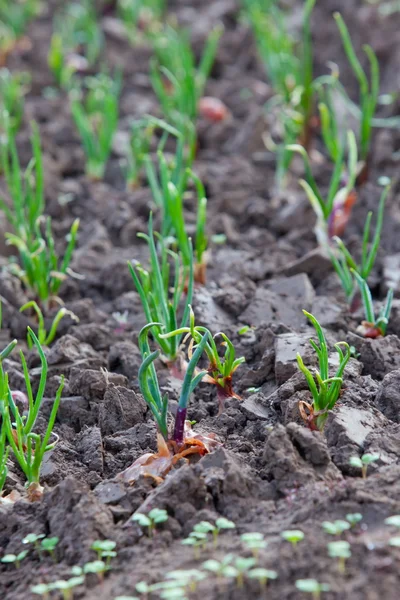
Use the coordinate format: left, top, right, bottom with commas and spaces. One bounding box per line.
131, 508, 168, 537
295, 579, 330, 600
385, 515, 400, 528
281, 530, 305, 547
248, 568, 278, 590
129, 215, 194, 365
70, 72, 121, 180
20, 301, 79, 347
327, 540, 351, 573
297, 311, 350, 430
349, 453, 380, 479
352, 272, 393, 338
240, 532, 267, 558
322, 520, 350, 536
1, 550, 28, 568
346, 514, 363, 528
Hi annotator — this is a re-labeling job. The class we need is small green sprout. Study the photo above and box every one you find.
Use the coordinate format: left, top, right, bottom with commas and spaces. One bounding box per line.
182, 533, 208, 558
0, 328, 65, 497
388, 537, 400, 547
327, 540, 351, 573
0, 69, 30, 134
281, 530, 305, 546
232, 557, 257, 588
117, 0, 165, 43
346, 514, 363, 527
352, 272, 393, 338
248, 568, 278, 590
202, 554, 237, 579
334, 12, 379, 164
20, 301, 79, 348
160, 306, 245, 413
297, 311, 350, 431
330, 185, 390, 305
51, 576, 85, 600
165, 569, 206, 593
54, 1, 103, 66
91, 539, 117, 561
384, 515, 400, 528
295, 579, 330, 599
349, 453, 380, 478
322, 520, 350, 536
192, 518, 236, 547
0, 0, 39, 61
83, 560, 108, 581
131, 508, 168, 538
129, 214, 194, 364
31, 583, 53, 599
240, 532, 267, 558
40, 537, 59, 560
22, 532, 45, 552
138, 325, 208, 444
48, 34, 76, 90
1, 550, 29, 568
70, 72, 121, 180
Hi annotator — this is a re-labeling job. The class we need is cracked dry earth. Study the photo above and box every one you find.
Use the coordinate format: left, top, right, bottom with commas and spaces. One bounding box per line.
1, 0, 400, 599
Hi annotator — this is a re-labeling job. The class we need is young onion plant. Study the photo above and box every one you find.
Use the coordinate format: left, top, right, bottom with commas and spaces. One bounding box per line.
0, 69, 30, 134
138, 324, 208, 445
70, 72, 121, 180
117, 0, 165, 42
244, 0, 316, 183
20, 301, 79, 348
0, 0, 39, 63
330, 184, 390, 306
128, 214, 194, 366
352, 271, 393, 338
150, 24, 222, 138
160, 306, 245, 413
289, 130, 358, 251
146, 138, 208, 282
297, 311, 350, 431
0, 328, 64, 500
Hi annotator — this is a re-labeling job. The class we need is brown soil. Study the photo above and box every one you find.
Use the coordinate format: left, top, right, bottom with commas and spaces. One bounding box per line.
1, 1, 400, 599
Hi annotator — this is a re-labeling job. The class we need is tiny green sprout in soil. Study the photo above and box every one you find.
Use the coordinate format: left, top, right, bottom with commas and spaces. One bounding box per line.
54, 0, 103, 66
0, 69, 30, 134
117, 0, 165, 43
349, 453, 380, 479
91, 539, 117, 563
165, 569, 206, 593
389, 537, 400, 547
346, 513, 363, 527
48, 576, 85, 600
240, 532, 267, 558
351, 271, 393, 338
83, 560, 108, 581
48, 33, 76, 91
330, 184, 389, 308
322, 520, 350, 536
160, 305, 245, 413
281, 529, 305, 546
70, 71, 121, 180
327, 540, 352, 573
297, 310, 350, 431
20, 301, 79, 348
129, 213, 194, 365
131, 508, 168, 537
1, 550, 29, 568
384, 515, 400, 528
248, 568, 278, 590
295, 579, 330, 600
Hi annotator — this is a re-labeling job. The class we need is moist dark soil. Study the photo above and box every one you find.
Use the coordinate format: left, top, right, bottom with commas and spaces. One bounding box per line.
1, 1, 400, 599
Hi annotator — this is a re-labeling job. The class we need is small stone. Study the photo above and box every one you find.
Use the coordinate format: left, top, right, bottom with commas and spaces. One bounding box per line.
375, 369, 400, 422
274, 332, 310, 385
94, 481, 127, 505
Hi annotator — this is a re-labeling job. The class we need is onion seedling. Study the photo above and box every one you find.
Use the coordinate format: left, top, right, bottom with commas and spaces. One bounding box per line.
117, 0, 165, 42
54, 1, 103, 66
352, 271, 393, 338
70, 72, 121, 180
327, 540, 351, 573
48, 34, 76, 90
150, 25, 222, 137
0, 328, 64, 499
0, 69, 30, 134
281, 529, 305, 546
129, 215, 194, 365
322, 520, 350, 536
20, 301, 79, 347
1, 550, 29, 568
161, 307, 245, 413
334, 13, 379, 169
297, 311, 351, 431
288, 130, 358, 250
0, 0, 39, 63
131, 508, 168, 538
248, 568, 278, 590
295, 579, 330, 600
244, 0, 316, 183
330, 184, 390, 306
349, 453, 380, 479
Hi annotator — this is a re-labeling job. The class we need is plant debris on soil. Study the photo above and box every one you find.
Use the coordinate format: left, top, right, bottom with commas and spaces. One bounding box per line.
1, 1, 400, 600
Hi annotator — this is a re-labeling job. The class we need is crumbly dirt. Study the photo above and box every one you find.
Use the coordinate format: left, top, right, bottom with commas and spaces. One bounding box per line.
1, 1, 400, 599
